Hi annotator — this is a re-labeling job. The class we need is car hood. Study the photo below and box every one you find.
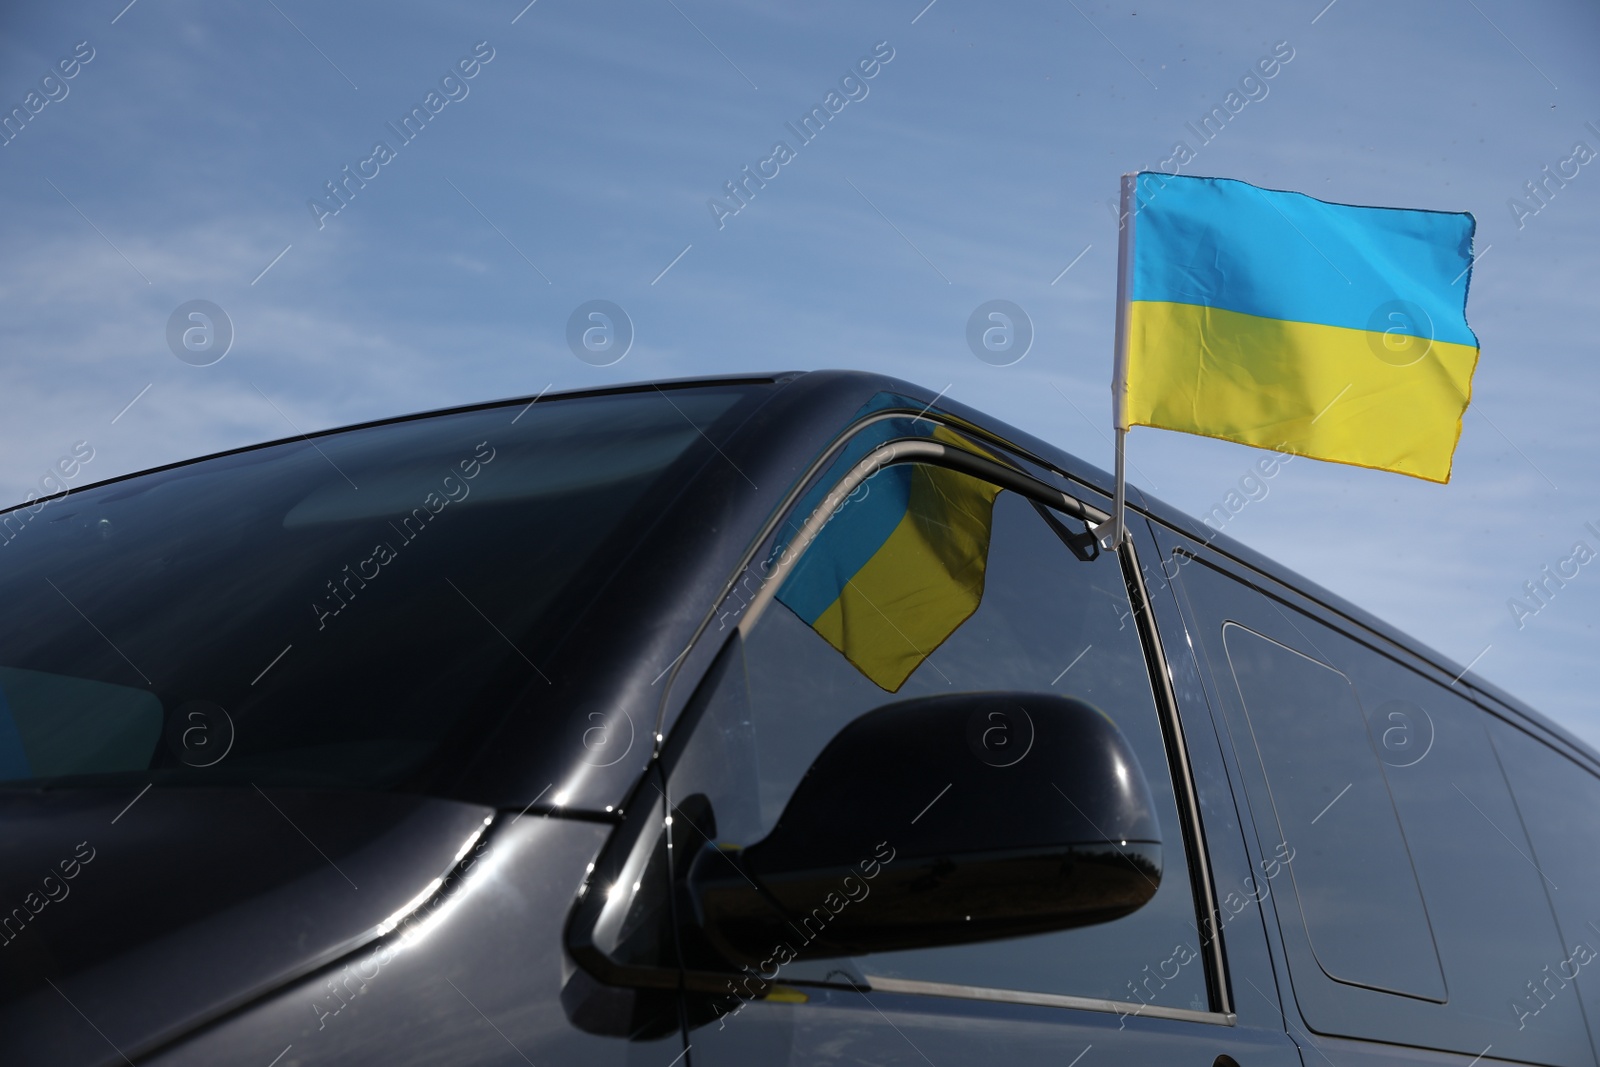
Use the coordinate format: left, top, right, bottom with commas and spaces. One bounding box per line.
0, 786, 494, 1064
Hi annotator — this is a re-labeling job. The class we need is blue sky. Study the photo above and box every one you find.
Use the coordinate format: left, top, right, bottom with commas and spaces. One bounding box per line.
2, 0, 1597, 745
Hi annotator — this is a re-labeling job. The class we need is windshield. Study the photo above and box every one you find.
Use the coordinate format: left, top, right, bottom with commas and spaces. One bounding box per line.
0, 385, 755, 794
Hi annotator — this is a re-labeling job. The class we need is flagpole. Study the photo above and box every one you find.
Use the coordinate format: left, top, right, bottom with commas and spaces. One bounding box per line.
1097, 172, 1137, 551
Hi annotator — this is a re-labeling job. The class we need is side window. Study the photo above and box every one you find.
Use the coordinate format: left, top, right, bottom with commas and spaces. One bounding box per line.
1174, 551, 1588, 1062
1487, 719, 1600, 1046
668, 456, 1210, 1013
1222, 623, 1444, 1000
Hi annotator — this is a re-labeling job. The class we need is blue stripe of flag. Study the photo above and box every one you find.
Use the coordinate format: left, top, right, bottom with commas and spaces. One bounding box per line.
1131, 172, 1477, 346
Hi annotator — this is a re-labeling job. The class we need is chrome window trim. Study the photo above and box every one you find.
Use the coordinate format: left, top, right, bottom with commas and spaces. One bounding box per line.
1122, 533, 1231, 1017
652, 407, 1093, 719
736, 437, 1102, 635
660, 415, 1233, 1020
856, 974, 1237, 1027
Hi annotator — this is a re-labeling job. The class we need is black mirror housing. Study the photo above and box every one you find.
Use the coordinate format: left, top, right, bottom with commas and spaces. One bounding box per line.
687, 692, 1162, 965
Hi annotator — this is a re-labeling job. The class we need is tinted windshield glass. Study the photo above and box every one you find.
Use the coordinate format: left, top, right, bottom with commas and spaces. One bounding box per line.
0, 385, 754, 793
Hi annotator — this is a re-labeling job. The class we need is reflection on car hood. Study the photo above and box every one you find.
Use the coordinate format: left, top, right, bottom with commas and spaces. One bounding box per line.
0, 787, 494, 1064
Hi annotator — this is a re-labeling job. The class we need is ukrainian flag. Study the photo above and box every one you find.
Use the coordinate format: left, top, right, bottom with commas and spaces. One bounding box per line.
776, 413, 1000, 693
1124, 173, 1479, 483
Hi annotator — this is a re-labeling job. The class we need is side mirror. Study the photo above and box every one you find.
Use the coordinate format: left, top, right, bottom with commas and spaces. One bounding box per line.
687, 692, 1162, 965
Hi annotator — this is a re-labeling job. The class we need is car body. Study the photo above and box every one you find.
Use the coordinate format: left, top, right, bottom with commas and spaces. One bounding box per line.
3, 370, 1597, 1066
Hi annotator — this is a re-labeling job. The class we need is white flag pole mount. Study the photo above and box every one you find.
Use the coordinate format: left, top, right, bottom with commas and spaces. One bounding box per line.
1093, 172, 1137, 551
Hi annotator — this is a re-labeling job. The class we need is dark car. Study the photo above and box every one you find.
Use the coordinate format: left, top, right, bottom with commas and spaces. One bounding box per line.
3, 371, 1597, 1066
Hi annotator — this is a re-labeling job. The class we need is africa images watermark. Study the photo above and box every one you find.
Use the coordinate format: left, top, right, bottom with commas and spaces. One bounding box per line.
1, 40, 96, 148
0, 441, 97, 549
311, 441, 497, 629
1115, 839, 1294, 1028
1512, 921, 1600, 1031
1109, 444, 1295, 634
1507, 120, 1599, 231
712, 840, 897, 1029
1106, 40, 1295, 224
707, 41, 897, 230
1506, 520, 1600, 631
312, 828, 495, 1031
0, 840, 97, 948
309, 41, 497, 229
1199, 446, 1296, 535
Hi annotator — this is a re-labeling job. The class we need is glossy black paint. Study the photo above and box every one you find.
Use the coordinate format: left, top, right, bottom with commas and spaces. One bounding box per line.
0, 787, 492, 1064
143, 816, 685, 1067
689, 692, 1162, 963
